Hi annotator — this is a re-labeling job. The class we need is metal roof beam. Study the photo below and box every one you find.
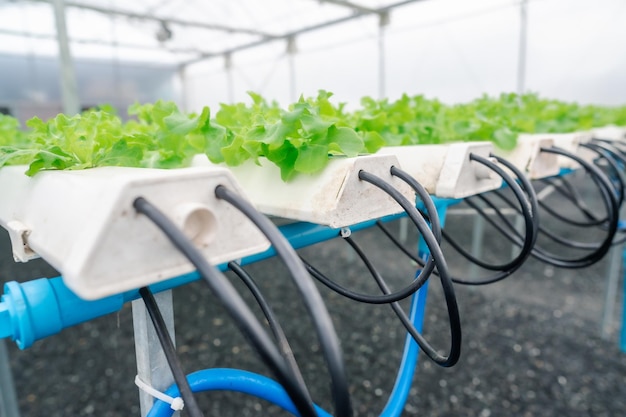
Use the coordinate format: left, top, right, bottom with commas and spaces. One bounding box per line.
319, 0, 378, 14
182, 0, 426, 68
26, 0, 278, 39
0, 28, 216, 57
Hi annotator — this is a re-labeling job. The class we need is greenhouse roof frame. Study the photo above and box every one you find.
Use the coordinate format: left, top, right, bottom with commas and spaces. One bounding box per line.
5, 0, 427, 67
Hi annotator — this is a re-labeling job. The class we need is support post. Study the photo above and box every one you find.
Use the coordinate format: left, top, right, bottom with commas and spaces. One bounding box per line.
133, 290, 178, 417
224, 53, 234, 103
0, 340, 20, 417
601, 242, 623, 339
178, 65, 187, 112
286, 37, 297, 103
621, 242, 626, 352
517, 0, 528, 97
469, 214, 486, 279
378, 12, 390, 100
51, 0, 80, 115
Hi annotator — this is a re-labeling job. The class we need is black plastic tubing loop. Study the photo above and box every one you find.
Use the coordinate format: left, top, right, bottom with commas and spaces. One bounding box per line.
592, 138, 626, 158
357, 169, 461, 367
541, 146, 619, 218
582, 142, 626, 207
533, 146, 619, 268
302, 169, 442, 305
343, 234, 461, 367
133, 197, 318, 417
489, 153, 540, 240
358, 170, 444, 293
227, 262, 310, 404
214, 185, 352, 417
485, 190, 600, 250
389, 165, 442, 243
441, 153, 537, 285
367, 166, 442, 269
378, 155, 537, 286
444, 153, 538, 270
538, 176, 606, 225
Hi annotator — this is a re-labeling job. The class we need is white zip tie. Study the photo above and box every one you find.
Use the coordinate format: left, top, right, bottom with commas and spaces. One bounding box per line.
134, 375, 185, 411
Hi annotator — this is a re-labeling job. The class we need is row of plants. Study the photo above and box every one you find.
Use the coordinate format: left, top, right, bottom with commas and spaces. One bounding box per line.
0, 92, 625, 180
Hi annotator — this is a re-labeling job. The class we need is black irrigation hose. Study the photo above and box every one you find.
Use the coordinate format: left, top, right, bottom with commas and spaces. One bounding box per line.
133, 197, 318, 417
528, 147, 618, 267
593, 138, 626, 157
302, 169, 443, 305
376, 154, 538, 286
590, 140, 626, 166
389, 165, 442, 243
343, 234, 461, 367
537, 177, 605, 225
444, 153, 537, 285
467, 191, 617, 266
357, 170, 461, 367
582, 142, 626, 245
302, 169, 461, 366
581, 142, 626, 207
214, 185, 353, 417
227, 262, 310, 405
489, 190, 601, 250
582, 142, 625, 207
138, 287, 205, 417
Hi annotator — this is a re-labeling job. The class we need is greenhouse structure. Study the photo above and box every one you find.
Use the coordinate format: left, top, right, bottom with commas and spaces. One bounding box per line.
1, 1, 626, 416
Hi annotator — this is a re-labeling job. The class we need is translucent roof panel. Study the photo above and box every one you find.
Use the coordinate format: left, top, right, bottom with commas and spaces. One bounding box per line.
0, 0, 410, 64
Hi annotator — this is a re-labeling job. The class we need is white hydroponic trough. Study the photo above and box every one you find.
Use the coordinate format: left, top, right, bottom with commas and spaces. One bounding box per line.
377, 142, 502, 199
194, 154, 416, 229
592, 125, 626, 142
0, 166, 269, 300
548, 131, 594, 169
494, 135, 560, 179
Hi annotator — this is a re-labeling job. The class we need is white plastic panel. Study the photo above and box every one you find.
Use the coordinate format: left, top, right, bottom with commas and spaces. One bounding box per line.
592, 125, 626, 142
379, 142, 502, 198
495, 135, 560, 179
549, 132, 593, 169
0, 166, 269, 300
199, 154, 415, 229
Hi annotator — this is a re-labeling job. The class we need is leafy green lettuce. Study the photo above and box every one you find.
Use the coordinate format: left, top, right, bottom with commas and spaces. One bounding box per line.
0, 92, 625, 180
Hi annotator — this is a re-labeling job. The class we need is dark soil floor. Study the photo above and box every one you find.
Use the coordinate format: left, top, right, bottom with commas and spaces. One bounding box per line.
2, 174, 626, 417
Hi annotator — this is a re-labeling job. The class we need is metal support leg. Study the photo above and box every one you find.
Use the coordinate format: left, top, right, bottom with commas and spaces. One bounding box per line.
133, 290, 178, 417
469, 214, 485, 279
0, 339, 20, 417
601, 243, 623, 339
511, 214, 524, 259
621, 247, 626, 352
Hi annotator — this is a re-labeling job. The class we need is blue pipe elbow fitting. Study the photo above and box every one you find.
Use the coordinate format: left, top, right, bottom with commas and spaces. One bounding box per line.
0, 277, 125, 349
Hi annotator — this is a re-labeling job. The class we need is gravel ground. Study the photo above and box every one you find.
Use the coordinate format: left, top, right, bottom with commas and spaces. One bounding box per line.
2, 175, 626, 417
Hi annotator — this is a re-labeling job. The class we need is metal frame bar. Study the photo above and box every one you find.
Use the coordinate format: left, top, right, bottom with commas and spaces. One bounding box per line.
133, 290, 178, 417
181, 0, 425, 67
0, 28, 214, 56
27, 0, 276, 38
51, 0, 80, 115
0, 340, 21, 417
319, 0, 378, 14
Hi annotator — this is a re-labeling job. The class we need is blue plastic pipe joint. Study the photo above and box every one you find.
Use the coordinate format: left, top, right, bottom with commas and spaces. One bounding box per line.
0, 278, 125, 349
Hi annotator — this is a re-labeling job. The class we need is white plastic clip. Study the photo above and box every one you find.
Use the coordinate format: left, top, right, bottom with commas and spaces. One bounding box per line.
134, 375, 185, 411
340, 227, 352, 238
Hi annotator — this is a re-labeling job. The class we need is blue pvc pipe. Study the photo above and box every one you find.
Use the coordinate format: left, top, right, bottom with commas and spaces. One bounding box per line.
0, 198, 459, 350
379, 203, 449, 417
146, 368, 332, 417
0, 206, 457, 349
379, 281, 429, 417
